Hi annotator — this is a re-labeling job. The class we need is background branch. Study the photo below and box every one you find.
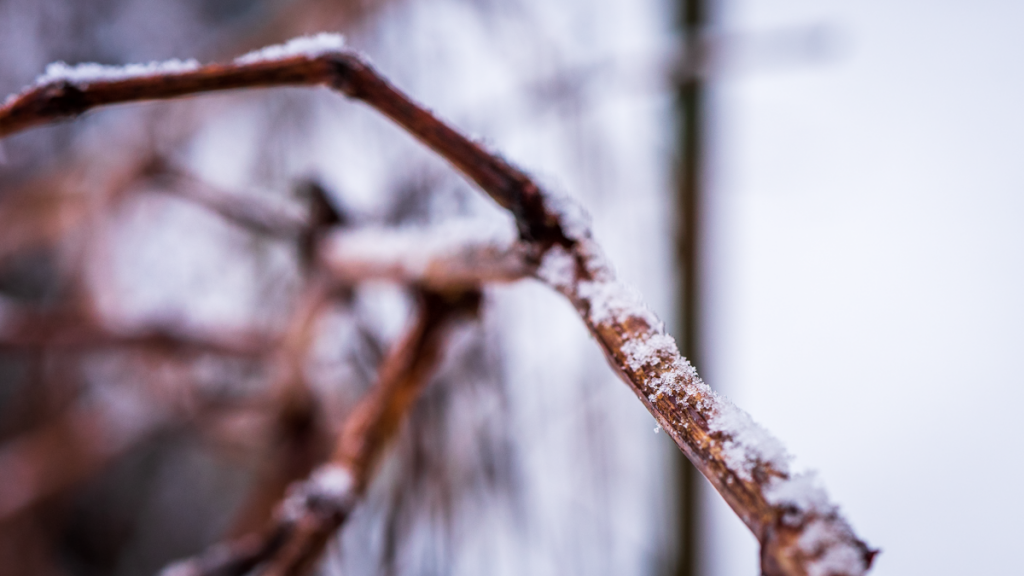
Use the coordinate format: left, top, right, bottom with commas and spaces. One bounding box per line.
164, 289, 480, 576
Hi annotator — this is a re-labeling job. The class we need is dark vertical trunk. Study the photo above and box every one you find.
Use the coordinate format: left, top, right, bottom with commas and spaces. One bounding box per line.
674, 1, 705, 575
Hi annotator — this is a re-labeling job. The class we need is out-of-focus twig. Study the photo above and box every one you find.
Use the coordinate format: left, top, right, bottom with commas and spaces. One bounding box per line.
0, 355, 263, 524
0, 40, 875, 576
225, 280, 334, 537
145, 161, 309, 239
164, 289, 479, 576
0, 296, 274, 356
318, 225, 536, 289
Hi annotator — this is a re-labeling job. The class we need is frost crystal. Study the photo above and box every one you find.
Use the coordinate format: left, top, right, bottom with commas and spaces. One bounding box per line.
620, 332, 679, 372
35, 59, 200, 86
577, 279, 661, 329
708, 400, 790, 480
764, 473, 833, 513
235, 32, 346, 64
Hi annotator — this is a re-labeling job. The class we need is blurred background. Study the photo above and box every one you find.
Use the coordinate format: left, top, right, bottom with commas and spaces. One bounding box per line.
0, 0, 1022, 575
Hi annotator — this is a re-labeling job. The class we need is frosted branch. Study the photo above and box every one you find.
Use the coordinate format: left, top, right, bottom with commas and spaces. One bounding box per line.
0, 38, 875, 576
318, 222, 536, 289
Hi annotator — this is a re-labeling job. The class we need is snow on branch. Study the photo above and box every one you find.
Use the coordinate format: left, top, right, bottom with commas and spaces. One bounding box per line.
318, 220, 536, 289
0, 37, 876, 576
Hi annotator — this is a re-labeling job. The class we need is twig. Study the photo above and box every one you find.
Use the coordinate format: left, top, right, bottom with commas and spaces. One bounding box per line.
162, 289, 479, 576
225, 281, 334, 536
145, 161, 309, 239
0, 296, 274, 356
0, 41, 875, 576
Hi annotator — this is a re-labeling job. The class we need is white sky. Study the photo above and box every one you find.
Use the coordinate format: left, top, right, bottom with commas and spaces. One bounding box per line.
701, 1, 1024, 574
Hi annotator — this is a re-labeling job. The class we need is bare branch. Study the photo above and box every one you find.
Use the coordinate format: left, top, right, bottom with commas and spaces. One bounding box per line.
317, 225, 536, 289
163, 289, 479, 576
0, 42, 875, 576
146, 162, 309, 239
0, 296, 274, 356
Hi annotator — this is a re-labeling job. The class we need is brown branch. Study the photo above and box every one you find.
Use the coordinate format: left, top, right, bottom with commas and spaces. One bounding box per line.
0, 358, 268, 524
317, 225, 536, 289
225, 282, 334, 536
1, 43, 875, 576
0, 297, 274, 356
162, 289, 479, 576
145, 162, 309, 239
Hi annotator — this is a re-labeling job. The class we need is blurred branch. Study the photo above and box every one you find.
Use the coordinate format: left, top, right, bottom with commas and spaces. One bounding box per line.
164, 289, 479, 576
0, 296, 274, 356
226, 281, 335, 536
0, 356, 263, 524
318, 225, 536, 289
0, 40, 875, 576
146, 161, 309, 239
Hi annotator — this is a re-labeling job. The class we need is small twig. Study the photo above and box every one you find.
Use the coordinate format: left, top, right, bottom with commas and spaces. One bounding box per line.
145, 162, 309, 239
1, 41, 875, 576
163, 289, 479, 576
226, 281, 334, 536
0, 296, 274, 356
0, 360, 262, 524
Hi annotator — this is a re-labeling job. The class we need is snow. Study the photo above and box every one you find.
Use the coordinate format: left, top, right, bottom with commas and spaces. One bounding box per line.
620, 332, 677, 372
308, 464, 355, 500
763, 474, 869, 576
764, 472, 833, 514
35, 59, 200, 86
235, 32, 346, 64
577, 279, 663, 329
536, 245, 576, 291
798, 518, 869, 576
708, 400, 791, 481
545, 192, 593, 242
279, 463, 356, 522
323, 218, 517, 276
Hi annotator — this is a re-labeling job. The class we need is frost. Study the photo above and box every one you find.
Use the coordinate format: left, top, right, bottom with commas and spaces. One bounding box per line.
577, 279, 661, 329
708, 400, 791, 481
35, 59, 200, 86
620, 332, 679, 371
798, 518, 868, 576
545, 192, 592, 242
763, 474, 869, 576
764, 472, 833, 514
279, 463, 356, 522
235, 32, 346, 64
536, 245, 576, 291
307, 464, 355, 500
323, 218, 516, 275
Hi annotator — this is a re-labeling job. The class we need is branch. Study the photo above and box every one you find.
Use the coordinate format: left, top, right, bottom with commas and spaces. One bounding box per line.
0, 296, 274, 356
162, 289, 479, 576
145, 162, 309, 239
317, 223, 536, 289
0, 38, 875, 576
